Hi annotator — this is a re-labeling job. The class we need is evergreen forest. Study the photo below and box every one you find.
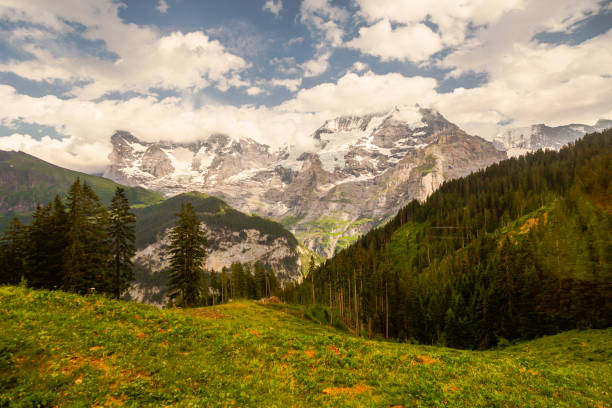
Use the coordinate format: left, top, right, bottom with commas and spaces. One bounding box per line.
283, 130, 612, 349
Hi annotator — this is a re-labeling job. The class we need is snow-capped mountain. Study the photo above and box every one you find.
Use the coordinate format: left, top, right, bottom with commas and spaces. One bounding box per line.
105, 105, 506, 256
492, 119, 612, 157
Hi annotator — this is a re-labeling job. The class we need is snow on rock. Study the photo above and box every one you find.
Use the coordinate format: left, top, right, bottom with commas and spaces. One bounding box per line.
105, 106, 508, 258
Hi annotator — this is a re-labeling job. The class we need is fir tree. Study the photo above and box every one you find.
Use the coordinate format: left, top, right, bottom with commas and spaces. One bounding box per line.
63, 179, 111, 294
26, 203, 55, 288
0, 216, 27, 285
167, 202, 208, 307
108, 187, 137, 299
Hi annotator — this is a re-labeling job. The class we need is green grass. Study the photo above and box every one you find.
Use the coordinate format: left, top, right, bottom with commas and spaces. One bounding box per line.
298, 246, 324, 277
1, 286, 611, 407
280, 215, 305, 228
417, 154, 437, 176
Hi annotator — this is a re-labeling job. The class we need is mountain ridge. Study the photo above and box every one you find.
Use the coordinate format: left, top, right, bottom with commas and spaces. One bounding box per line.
0, 151, 306, 304
105, 105, 506, 256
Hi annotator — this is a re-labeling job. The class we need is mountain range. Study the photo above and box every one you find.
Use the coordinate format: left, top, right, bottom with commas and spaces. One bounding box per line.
105, 105, 510, 256
0, 151, 306, 304
492, 119, 612, 157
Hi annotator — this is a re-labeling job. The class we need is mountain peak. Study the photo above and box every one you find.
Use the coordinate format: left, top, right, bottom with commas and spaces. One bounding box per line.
104, 108, 504, 257
594, 119, 612, 130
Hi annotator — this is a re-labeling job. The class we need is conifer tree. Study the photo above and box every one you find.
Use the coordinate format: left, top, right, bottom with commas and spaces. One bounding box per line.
26, 203, 55, 288
167, 202, 207, 307
307, 255, 316, 304
63, 179, 111, 294
254, 261, 267, 298
0, 216, 27, 285
108, 187, 136, 299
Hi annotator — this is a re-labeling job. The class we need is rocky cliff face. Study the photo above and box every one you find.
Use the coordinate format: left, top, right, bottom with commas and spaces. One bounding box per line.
105, 105, 506, 257
492, 120, 611, 157
128, 224, 300, 306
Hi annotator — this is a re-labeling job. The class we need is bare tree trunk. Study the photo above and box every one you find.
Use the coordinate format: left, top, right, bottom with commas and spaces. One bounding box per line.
385, 279, 389, 340
329, 280, 333, 326
354, 269, 359, 335
311, 268, 315, 304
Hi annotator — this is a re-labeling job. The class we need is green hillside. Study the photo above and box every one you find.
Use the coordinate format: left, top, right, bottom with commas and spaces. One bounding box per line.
296, 130, 612, 348
133, 191, 298, 250
0, 151, 162, 230
1, 286, 610, 407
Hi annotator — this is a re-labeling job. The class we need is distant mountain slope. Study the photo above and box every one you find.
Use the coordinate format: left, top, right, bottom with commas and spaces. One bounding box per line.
0, 151, 306, 304
2, 286, 611, 407
0, 150, 163, 230
104, 105, 505, 256
129, 192, 303, 304
492, 119, 611, 157
302, 130, 612, 348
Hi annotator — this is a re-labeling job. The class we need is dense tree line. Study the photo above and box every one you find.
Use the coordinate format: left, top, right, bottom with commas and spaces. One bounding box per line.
0, 179, 136, 298
198, 261, 281, 307
284, 130, 612, 348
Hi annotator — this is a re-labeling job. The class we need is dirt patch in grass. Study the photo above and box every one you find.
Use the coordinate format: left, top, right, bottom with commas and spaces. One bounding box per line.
414, 355, 440, 365
519, 213, 548, 234
322, 384, 371, 396
62, 355, 110, 375
186, 309, 226, 319
92, 394, 127, 407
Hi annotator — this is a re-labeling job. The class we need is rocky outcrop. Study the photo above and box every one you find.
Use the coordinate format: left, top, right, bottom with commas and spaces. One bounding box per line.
128, 224, 301, 305
104, 105, 507, 257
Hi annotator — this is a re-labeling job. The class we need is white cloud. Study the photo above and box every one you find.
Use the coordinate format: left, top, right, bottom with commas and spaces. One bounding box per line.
0, 84, 322, 172
351, 61, 369, 72
434, 30, 612, 136
287, 37, 304, 46
268, 78, 302, 92
0, 0, 249, 99
1, 0, 611, 176
347, 20, 443, 63
300, 0, 347, 48
439, 0, 602, 78
262, 0, 282, 18
0, 133, 111, 174
280, 71, 439, 116
270, 56, 299, 75
246, 86, 264, 96
156, 0, 169, 14
301, 52, 330, 77
354, 0, 526, 50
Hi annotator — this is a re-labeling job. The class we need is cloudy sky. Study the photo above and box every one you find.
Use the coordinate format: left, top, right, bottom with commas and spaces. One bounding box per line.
0, 0, 611, 172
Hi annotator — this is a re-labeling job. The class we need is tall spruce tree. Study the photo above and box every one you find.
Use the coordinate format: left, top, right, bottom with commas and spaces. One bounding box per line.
167, 202, 207, 307
26, 203, 55, 288
0, 216, 27, 285
108, 187, 136, 299
63, 179, 111, 294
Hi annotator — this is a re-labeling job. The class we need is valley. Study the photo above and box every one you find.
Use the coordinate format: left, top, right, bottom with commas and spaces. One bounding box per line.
1, 2, 611, 406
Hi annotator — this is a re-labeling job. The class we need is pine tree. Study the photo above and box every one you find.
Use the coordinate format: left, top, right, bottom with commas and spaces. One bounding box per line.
254, 261, 267, 298
308, 255, 316, 304
26, 203, 55, 288
63, 179, 111, 294
167, 202, 208, 307
108, 187, 136, 299
0, 216, 27, 285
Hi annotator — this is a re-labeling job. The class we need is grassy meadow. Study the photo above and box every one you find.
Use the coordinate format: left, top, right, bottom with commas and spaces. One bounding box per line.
1, 286, 610, 407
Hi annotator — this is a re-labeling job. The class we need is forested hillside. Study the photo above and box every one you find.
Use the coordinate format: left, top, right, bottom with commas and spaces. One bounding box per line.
285, 130, 612, 348
0, 151, 162, 230
132, 192, 297, 250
